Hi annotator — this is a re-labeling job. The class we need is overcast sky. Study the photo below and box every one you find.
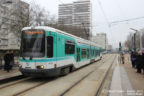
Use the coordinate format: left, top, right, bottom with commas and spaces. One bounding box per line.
22, 0, 144, 48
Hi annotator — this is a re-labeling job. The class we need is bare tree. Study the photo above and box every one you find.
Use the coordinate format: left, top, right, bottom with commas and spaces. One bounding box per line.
29, 3, 58, 26
29, 3, 46, 26
125, 33, 133, 50
10, 1, 29, 46
125, 29, 144, 51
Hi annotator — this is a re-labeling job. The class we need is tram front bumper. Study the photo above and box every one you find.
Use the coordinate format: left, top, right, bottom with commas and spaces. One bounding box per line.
19, 68, 61, 77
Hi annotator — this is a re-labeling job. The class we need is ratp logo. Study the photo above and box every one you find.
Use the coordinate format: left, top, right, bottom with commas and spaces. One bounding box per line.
26, 62, 30, 66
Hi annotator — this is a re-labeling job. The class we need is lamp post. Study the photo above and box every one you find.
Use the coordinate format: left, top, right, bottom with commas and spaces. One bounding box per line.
130, 28, 143, 52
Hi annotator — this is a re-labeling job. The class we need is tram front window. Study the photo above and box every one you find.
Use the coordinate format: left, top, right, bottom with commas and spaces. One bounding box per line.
20, 30, 45, 57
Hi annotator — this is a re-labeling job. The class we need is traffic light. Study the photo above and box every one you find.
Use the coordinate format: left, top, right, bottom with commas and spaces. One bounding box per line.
119, 42, 122, 51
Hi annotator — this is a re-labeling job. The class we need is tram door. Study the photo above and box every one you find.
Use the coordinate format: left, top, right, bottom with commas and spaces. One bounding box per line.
77, 48, 80, 62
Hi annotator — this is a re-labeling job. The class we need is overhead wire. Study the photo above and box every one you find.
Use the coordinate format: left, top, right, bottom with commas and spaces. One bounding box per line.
96, 0, 110, 28
110, 16, 144, 25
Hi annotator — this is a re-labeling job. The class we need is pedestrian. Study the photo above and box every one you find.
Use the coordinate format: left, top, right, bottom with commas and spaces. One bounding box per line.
10, 51, 14, 70
141, 50, 144, 74
131, 52, 136, 68
121, 52, 125, 64
135, 52, 142, 73
4, 51, 11, 72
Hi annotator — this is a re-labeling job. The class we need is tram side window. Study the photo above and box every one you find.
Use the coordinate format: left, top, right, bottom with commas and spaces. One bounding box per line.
65, 40, 75, 54
87, 49, 89, 59
82, 49, 86, 58
47, 36, 53, 58
97, 50, 100, 56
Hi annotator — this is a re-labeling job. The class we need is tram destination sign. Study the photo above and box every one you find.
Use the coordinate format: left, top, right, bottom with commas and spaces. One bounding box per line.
24, 31, 44, 35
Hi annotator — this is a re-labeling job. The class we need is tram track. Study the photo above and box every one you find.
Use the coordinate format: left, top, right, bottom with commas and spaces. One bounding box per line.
60, 54, 113, 96
0, 75, 25, 84
0, 77, 31, 90
14, 54, 112, 96
0, 54, 111, 96
59, 54, 116, 96
95, 54, 117, 96
13, 55, 110, 96
13, 80, 52, 96
0, 77, 56, 96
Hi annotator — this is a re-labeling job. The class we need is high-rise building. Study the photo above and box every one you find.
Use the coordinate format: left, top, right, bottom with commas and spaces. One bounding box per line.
0, 0, 29, 50
59, 4, 73, 26
58, 0, 92, 39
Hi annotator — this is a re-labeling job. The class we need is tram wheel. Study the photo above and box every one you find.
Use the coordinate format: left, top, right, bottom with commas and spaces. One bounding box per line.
60, 67, 70, 76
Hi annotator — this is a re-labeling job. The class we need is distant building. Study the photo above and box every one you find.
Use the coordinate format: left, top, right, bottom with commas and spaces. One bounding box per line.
107, 45, 112, 51
92, 33, 108, 50
58, 0, 92, 40
0, 0, 29, 50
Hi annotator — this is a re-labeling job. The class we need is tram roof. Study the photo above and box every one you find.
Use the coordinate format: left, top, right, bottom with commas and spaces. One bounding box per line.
22, 26, 101, 48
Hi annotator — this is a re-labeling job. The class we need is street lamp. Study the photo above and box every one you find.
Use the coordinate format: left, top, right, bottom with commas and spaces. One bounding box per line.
130, 28, 143, 52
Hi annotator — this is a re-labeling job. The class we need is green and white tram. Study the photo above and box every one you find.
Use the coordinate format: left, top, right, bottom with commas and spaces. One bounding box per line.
19, 26, 102, 77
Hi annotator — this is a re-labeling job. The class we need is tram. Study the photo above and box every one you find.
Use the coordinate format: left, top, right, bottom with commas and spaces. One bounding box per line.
19, 26, 102, 77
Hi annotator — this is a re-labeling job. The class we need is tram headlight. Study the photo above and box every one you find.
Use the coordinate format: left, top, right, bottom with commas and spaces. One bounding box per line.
40, 65, 44, 69
37, 65, 44, 69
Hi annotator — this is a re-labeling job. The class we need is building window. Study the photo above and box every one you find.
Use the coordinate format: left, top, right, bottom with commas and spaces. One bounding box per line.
81, 48, 86, 58
65, 40, 75, 54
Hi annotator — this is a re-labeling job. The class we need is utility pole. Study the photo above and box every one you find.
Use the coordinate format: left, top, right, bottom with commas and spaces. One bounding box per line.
133, 33, 136, 52
119, 42, 122, 51
105, 33, 107, 50
82, 23, 89, 40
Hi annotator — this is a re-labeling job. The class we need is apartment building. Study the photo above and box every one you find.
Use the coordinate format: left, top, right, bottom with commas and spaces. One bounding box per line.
59, 0, 92, 39
0, 0, 29, 50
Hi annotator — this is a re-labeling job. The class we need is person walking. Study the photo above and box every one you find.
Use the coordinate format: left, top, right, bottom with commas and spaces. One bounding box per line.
121, 52, 125, 64
4, 51, 11, 72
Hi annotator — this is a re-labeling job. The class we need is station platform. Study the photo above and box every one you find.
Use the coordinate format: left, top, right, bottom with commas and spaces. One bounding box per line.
109, 54, 144, 96
0, 67, 21, 81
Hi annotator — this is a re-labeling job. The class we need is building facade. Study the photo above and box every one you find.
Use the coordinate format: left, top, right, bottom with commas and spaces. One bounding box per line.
58, 0, 92, 40
0, 0, 29, 50
107, 45, 112, 51
92, 33, 108, 50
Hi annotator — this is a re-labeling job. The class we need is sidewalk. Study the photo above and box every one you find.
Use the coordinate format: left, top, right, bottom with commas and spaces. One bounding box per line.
109, 54, 143, 96
0, 56, 22, 80
0, 67, 21, 80
123, 54, 144, 95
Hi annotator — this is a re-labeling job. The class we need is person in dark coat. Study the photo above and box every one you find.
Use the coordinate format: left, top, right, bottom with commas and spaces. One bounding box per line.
131, 52, 136, 68
141, 50, 144, 74
9, 51, 14, 70
135, 52, 142, 73
4, 51, 11, 72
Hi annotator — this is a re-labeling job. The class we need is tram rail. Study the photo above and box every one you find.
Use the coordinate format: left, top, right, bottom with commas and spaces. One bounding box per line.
0, 54, 113, 96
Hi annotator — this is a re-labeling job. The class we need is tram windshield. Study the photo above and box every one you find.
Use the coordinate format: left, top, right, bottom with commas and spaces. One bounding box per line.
20, 30, 45, 57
